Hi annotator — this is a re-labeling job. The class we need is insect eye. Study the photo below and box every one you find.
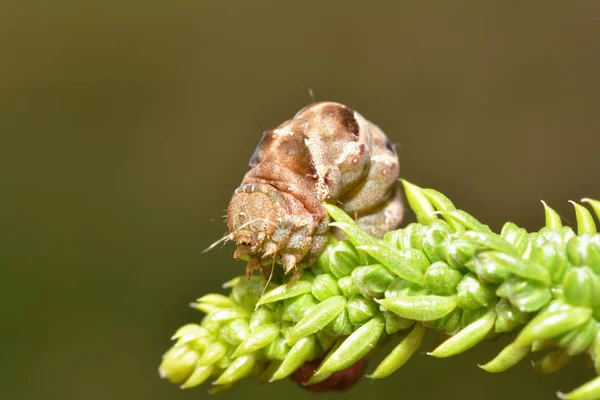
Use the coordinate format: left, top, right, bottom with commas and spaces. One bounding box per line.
385, 139, 395, 153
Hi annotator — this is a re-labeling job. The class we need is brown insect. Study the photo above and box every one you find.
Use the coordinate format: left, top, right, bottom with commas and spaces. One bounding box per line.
226, 102, 403, 280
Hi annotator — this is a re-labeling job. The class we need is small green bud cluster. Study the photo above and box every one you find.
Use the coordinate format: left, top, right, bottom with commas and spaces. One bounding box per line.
159, 181, 600, 399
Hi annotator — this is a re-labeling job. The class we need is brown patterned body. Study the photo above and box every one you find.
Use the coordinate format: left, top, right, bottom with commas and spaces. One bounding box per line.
226, 102, 403, 280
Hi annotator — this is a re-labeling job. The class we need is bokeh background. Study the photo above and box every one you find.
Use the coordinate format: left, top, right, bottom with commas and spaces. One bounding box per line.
3, 2, 600, 399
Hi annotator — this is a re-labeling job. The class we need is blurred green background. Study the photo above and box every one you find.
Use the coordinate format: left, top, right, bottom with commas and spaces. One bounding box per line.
2, 2, 600, 399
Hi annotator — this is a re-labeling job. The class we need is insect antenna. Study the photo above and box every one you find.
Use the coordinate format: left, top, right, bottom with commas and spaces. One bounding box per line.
202, 217, 278, 254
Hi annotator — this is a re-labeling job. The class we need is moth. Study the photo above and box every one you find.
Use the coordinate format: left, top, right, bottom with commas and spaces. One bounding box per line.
227, 102, 403, 280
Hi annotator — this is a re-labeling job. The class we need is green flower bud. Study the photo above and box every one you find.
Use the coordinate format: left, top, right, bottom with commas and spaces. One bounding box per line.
282, 293, 319, 322
368, 323, 426, 379
231, 277, 263, 310
270, 335, 316, 381
316, 329, 336, 353
172, 324, 210, 345
264, 334, 290, 360
563, 266, 600, 308
220, 319, 250, 346
500, 222, 530, 255
347, 294, 380, 324
256, 280, 312, 307
496, 276, 552, 312
426, 308, 462, 336
328, 307, 354, 336
479, 342, 529, 373
428, 308, 495, 358
198, 341, 228, 366
527, 241, 570, 283
494, 298, 530, 333
232, 323, 280, 357
466, 251, 511, 283
378, 295, 457, 321
159, 345, 199, 384
457, 273, 496, 310
311, 273, 342, 301
352, 264, 395, 298
213, 354, 256, 385
385, 278, 425, 298
249, 307, 275, 331
316, 315, 385, 374
383, 310, 415, 334
287, 296, 346, 344
383, 223, 423, 250
421, 222, 452, 263
567, 234, 600, 270
424, 261, 463, 296
328, 240, 361, 278
338, 275, 361, 297
439, 236, 479, 270
536, 226, 576, 248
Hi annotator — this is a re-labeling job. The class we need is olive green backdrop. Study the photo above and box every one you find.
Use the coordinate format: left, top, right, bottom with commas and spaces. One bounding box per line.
2, 2, 599, 400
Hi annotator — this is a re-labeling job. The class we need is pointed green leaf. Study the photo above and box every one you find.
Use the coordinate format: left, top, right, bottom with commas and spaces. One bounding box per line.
378, 295, 457, 321
401, 180, 437, 225
287, 296, 346, 344
329, 221, 424, 285
515, 304, 592, 346
570, 201, 597, 235
213, 354, 256, 385
311, 273, 342, 301
457, 273, 496, 310
479, 342, 529, 373
424, 261, 463, 296
316, 315, 385, 374
541, 200, 563, 229
558, 375, 600, 400
368, 323, 425, 379
455, 230, 519, 256
563, 266, 600, 308
181, 365, 213, 389
232, 323, 280, 357
198, 341, 228, 366
346, 294, 379, 324
270, 335, 316, 382
485, 251, 551, 285
582, 198, 600, 223
159, 345, 199, 384
436, 210, 492, 233
256, 281, 313, 307
428, 308, 495, 358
